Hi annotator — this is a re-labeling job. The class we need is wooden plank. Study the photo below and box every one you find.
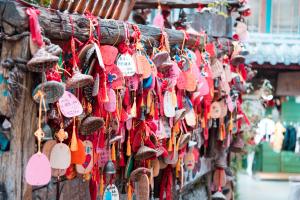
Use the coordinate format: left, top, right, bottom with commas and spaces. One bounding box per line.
277, 72, 300, 96
134, 0, 239, 9
0, 36, 36, 200
255, 172, 300, 181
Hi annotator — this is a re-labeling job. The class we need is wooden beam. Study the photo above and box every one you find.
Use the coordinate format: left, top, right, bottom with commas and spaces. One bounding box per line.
0, 0, 203, 48
252, 63, 300, 71
134, 0, 239, 9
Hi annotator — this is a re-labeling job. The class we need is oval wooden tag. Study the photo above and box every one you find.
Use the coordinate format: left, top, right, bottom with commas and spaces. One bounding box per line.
117, 53, 136, 77
100, 45, 118, 66
185, 108, 196, 127
104, 184, 119, 200
136, 174, 150, 200
59, 91, 83, 118
104, 89, 117, 112
126, 75, 139, 91
134, 54, 152, 79
177, 71, 187, 90
50, 143, 71, 170
107, 64, 125, 90
76, 140, 93, 174
71, 139, 86, 164
198, 75, 209, 96
164, 91, 175, 117
185, 71, 197, 92
25, 153, 51, 186
210, 102, 222, 119
96, 148, 109, 168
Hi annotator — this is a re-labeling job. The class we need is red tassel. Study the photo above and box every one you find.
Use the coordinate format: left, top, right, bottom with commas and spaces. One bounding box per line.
160, 166, 173, 200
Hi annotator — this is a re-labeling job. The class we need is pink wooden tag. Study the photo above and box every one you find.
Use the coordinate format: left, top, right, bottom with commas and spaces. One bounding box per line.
177, 72, 187, 90
164, 91, 175, 117
226, 95, 234, 112
100, 45, 118, 66
104, 89, 116, 112
108, 65, 125, 90
25, 153, 51, 186
97, 148, 109, 167
126, 74, 139, 91
198, 76, 209, 96
126, 118, 133, 130
59, 91, 83, 118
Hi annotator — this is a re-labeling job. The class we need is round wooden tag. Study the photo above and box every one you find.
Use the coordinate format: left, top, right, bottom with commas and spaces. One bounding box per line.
25, 153, 51, 186
76, 140, 93, 174
50, 143, 71, 170
104, 184, 119, 200
71, 139, 86, 164
117, 53, 136, 77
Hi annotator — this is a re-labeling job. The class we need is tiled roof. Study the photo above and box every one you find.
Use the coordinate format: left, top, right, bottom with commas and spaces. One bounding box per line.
246, 33, 300, 66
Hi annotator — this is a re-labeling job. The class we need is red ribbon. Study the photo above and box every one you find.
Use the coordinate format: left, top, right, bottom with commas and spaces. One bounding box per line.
160, 166, 173, 200
26, 8, 43, 47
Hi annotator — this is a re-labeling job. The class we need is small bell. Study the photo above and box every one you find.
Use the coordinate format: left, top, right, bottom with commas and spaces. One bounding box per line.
42, 123, 53, 140
104, 160, 116, 175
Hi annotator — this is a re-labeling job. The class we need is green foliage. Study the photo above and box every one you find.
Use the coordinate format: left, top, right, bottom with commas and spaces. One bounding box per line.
23, 0, 50, 7
207, 1, 229, 17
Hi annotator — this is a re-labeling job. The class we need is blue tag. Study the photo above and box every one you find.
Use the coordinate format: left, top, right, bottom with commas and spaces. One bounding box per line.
2, 90, 8, 97
104, 191, 112, 200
